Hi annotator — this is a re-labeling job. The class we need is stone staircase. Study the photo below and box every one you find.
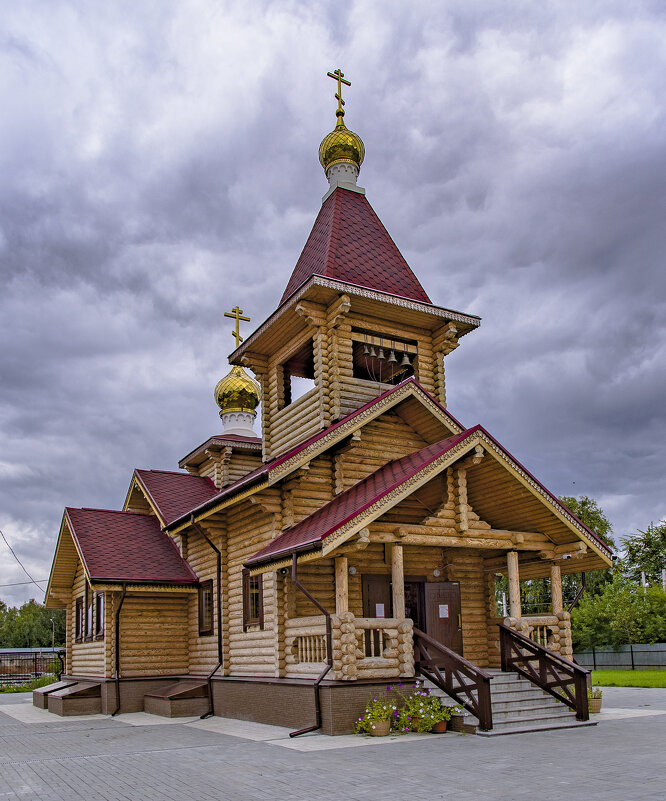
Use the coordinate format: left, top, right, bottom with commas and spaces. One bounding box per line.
424, 670, 596, 736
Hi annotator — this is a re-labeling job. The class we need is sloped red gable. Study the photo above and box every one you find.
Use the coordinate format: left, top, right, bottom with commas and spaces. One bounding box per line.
280, 187, 431, 304
66, 508, 198, 583
134, 469, 217, 526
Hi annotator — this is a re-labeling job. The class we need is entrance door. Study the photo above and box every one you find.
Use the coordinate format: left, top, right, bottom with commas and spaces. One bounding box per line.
362, 575, 392, 619
362, 575, 392, 657
424, 582, 462, 653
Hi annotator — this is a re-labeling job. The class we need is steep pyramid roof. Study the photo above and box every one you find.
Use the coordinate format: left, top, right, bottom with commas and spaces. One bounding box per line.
280, 187, 431, 304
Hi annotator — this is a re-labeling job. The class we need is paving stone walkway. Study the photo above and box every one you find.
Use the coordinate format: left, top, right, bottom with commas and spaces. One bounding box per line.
0, 687, 664, 800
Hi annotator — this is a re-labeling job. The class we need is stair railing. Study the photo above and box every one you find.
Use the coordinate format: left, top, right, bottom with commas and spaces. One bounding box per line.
498, 623, 589, 720
413, 628, 493, 731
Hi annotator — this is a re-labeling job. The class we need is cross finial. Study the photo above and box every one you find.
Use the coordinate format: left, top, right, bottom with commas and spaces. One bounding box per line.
224, 306, 251, 348
327, 68, 351, 122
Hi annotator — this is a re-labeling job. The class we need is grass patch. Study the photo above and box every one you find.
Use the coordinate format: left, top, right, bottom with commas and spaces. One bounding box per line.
0, 675, 58, 693
592, 670, 666, 688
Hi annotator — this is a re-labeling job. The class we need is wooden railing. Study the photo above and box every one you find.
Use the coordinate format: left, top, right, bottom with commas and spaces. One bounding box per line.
499, 623, 589, 720
521, 615, 560, 649
413, 628, 493, 731
285, 616, 328, 677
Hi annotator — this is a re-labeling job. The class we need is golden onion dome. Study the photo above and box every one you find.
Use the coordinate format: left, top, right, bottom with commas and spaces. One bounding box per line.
214, 366, 261, 415
318, 118, 365, 173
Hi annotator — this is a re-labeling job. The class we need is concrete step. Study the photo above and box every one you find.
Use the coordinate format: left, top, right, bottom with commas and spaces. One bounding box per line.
491, 704, 573, 723
477, 719, 597, 737
421, 671, 590, 737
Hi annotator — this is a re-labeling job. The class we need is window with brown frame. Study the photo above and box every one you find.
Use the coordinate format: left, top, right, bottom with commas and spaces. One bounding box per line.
94, 592, 105, 639
75, 596, 84, 642
198, 580, 214, 636
242, 570, 263, 630
84, 582, 93, 641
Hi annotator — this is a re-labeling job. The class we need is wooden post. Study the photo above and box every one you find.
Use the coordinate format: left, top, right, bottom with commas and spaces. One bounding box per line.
507, 551, 521, 619
551, 562, 563, 614
335, 556, 349, 615
391, 544, 405, 620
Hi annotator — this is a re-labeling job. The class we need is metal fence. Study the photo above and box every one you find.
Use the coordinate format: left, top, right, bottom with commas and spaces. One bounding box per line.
0, 649, 64, 687
574, 643, 666, 670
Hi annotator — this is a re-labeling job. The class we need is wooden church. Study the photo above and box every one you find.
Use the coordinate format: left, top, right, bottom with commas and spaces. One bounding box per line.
38, 71, 612, 734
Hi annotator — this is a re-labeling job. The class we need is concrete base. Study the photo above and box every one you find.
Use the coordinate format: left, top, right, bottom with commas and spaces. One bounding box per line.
144, 696, 210, 717
32, 680, 76, 709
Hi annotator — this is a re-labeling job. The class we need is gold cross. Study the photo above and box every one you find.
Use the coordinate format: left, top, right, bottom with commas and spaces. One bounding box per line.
327, 68, 351, 119
224, 306, 251, 348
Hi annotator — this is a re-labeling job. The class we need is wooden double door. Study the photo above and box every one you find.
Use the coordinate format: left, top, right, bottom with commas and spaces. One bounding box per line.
362, 575, 462, 654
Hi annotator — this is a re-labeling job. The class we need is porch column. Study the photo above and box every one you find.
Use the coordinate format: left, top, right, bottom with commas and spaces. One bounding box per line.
551, 562, 563, 614
391, 544, 405, 620
335, 556, 349, 615
507, 550, 521, 619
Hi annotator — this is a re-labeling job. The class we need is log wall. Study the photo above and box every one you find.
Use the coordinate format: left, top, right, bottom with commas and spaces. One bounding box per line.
117, 593, 189, 676
68, 564, 105, 677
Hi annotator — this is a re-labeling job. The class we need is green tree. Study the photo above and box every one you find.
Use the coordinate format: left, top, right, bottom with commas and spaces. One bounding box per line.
571, 574, 666, 649
559, 495, 616, 598
621, 521, 666, 585
0, 599, 65, 648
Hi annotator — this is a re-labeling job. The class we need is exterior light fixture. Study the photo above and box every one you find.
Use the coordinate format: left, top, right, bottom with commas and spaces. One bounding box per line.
348, 566, 357, 576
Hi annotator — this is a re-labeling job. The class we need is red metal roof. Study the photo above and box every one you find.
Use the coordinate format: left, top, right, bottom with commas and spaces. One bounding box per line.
135, 469, 218, 525
246, 432, 467, 567
65, 508, 198, 584
280, 187, 431, 305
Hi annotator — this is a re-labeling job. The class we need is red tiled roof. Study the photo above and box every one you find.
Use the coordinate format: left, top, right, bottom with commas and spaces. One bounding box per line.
280, 188, 431, 304
134, 469, 218, 526
166, 378, 464, 530
65, 508, 198, 584
246, 432, 468, 567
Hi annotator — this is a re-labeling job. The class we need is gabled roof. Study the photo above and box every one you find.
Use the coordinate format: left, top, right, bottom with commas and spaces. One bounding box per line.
247, 433, 465, 568
246, 424, 614, 572
166, 378, 463, 532
132, 469, 217, 526
280, 187, 431, 305
64, 508, 198, 584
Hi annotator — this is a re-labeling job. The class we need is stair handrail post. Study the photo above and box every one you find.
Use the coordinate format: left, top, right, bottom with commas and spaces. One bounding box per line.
477, 674, 493, 732
574, 669, 590, 721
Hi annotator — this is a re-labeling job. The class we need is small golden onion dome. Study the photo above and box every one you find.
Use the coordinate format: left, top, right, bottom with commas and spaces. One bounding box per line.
214, 366, 261, 415
318, 118, 365, 173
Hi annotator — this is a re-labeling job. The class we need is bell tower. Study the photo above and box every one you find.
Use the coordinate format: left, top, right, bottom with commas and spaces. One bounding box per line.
230, 70, 480, 461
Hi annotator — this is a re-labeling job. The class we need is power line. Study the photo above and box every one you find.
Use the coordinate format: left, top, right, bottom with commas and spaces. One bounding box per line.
0, 529, 46, 592
0, 579, 48, 588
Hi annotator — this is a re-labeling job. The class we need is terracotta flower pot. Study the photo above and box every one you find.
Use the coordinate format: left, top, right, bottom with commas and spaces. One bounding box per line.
431, 720, 448, 733
369, 719, 391, 736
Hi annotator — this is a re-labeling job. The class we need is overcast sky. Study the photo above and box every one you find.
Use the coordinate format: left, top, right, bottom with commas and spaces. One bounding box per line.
1, 1, 665, 606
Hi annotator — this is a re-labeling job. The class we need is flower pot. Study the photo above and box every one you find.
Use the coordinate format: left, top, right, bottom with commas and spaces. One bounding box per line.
588, 698, 602, 714
369, 720, 391, 736
431, 720, 448, 733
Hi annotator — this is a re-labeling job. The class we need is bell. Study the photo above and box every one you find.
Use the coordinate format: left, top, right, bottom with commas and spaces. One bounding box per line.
388, 350, 397, 364
377, 347, 385, 361
369, 346, 377, 358
401, 353, 411, 367
363, 344, 370, 355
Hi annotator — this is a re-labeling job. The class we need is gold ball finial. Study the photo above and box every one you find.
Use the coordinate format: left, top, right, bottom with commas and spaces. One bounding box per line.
214, 366, 261, 416
319, 69, 365, 175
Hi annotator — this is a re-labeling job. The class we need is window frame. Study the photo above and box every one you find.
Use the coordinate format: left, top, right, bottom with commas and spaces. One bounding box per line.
84, 581, 93, 641
198, 579, 214, 637
94, 591, 105, 640
242, 570, 264, 630
75, 596, 84, 642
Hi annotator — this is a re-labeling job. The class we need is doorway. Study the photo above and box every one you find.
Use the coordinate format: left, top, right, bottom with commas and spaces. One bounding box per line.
361, 575, 463, 654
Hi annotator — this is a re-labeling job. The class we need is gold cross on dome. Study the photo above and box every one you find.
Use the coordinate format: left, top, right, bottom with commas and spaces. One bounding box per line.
327, 68, 351, 118
224, 306, 251, 348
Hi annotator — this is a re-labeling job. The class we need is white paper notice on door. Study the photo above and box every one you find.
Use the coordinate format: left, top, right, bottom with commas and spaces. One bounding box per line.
375, 603, 385, 618
438, 604, 449, 619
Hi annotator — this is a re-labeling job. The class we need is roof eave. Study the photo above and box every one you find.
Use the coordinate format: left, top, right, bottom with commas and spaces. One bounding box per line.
229, 274, 481, 364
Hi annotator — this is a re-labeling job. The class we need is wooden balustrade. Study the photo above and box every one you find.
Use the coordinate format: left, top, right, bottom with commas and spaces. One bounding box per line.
499, 623, 589, 720
284, 614, 414, 680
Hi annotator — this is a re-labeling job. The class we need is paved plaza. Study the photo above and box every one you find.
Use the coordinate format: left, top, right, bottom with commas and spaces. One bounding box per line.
0, 687, 664, 800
